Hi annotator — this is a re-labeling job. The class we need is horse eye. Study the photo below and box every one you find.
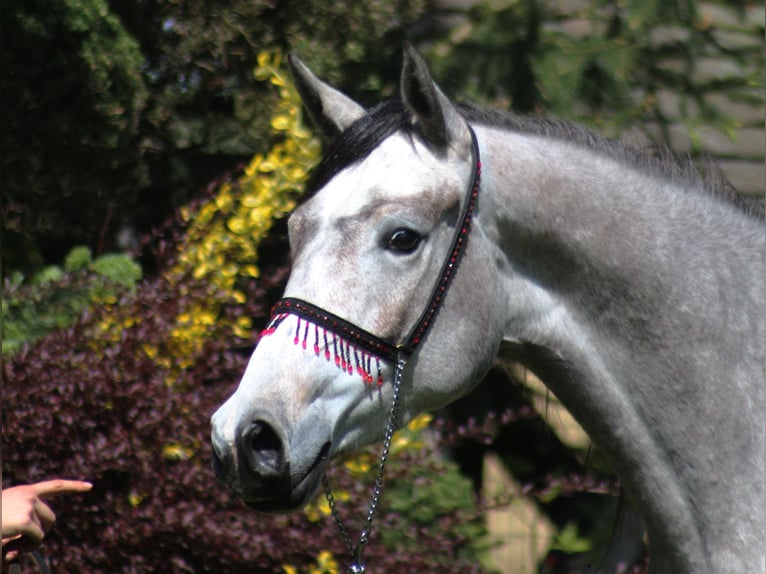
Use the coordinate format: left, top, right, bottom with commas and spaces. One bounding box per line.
386, 229, 422, 254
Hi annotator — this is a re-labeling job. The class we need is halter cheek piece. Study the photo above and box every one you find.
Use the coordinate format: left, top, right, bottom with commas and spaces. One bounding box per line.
259, 126, 481, 572
263, 126, 481, 368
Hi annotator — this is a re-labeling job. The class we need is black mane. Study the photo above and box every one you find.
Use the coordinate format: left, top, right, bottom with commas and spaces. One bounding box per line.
305, 98, 764, 218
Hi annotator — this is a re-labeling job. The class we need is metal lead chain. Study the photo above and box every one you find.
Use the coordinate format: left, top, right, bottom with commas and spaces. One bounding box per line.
323, 352, 408, 574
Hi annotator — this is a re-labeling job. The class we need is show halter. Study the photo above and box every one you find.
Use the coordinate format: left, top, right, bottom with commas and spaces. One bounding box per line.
260, 125, 481, 572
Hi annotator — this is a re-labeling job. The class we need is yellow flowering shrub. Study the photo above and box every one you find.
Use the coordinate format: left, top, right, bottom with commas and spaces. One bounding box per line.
152, 51, 320, 378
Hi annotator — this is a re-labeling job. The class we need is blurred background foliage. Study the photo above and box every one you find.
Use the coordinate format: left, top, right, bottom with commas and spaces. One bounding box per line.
3, 0, 763, 572
4, 0, 762, 277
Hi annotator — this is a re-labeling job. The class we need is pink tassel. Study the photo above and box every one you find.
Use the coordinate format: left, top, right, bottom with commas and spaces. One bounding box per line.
262, 313, 386, 386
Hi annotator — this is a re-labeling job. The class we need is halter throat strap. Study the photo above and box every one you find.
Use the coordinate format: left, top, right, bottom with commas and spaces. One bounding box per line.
269, 125, 481, 363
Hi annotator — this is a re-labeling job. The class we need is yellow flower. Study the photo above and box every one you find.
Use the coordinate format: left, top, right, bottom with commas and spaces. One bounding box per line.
304, 496, 331, 522
244, 154, 263, 177
344, 457, 371, 475
271, 115, 292, 130
195, 203, 215, 226
232, 316, 254, 339
192, 264, 209, 280
286, 165, 308, 181
258, 159, 277, 173
256, 51, 271, 69
197, 310, 217, 325
226, 216, 248, 234
407, 413, 433, 432
241, 193, 264, 208
393, 435, 411, 450
142, 343, 158, 359
241, 264, 260, 278
128, 491, 144, 507
304, 490, 349, 522
215, 191, 233, 211
316, 550, 339, 572
162, 443, 194, 461
231, 290, 247, 304
248, 206, 274, 225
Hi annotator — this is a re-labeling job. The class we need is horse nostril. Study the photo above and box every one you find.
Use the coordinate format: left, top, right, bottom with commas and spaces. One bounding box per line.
242, 420, 285, 475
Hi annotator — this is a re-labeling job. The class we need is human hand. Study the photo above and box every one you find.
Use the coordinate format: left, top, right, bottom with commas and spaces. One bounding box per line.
2, 480, 92, 564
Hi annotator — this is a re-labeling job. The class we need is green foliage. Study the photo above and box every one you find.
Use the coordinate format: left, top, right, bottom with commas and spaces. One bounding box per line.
3, 0, 147, 273
388, 463, 475, 523
2, 247, 142, 355
31, 266, 64, 286
90, 254, 143, 288
64, 246, 94, 272
425, 0, 763, 139
550, 523, 592, 554
5, 0, 760, 276
2, 0, 429, 275
383, 457, 490, 564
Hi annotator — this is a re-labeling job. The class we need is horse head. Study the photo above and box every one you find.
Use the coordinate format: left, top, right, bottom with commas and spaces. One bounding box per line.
210, 46, 504, 512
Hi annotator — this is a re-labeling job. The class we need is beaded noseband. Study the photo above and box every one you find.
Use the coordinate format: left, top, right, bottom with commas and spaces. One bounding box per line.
259, 126, 481, 572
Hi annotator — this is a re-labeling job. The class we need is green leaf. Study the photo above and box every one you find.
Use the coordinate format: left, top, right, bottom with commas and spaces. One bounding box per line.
64, 246, 93, 272
91, 254, 142, 288
551, 522, 592, 553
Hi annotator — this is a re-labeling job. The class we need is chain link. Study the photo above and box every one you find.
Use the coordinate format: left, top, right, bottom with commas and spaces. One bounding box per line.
323, 352, 408, 573
322, 473, 354, 553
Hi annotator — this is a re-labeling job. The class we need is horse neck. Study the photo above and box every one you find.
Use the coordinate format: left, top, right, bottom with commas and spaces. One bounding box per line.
476, 125, 765, 573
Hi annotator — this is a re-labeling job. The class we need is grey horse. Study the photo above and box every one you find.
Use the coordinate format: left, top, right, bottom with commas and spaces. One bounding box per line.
212, 46, 765, 573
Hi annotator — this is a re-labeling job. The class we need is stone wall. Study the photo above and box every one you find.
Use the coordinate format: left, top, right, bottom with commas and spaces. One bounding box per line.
430, 0, 764, 196
647, 2, 764, 195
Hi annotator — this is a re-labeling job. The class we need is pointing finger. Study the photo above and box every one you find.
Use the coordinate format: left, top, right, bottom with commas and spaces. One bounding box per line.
29, 480, 93, 498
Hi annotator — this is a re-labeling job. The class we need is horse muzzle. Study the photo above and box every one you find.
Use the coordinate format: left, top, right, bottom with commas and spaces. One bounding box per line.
210, 410, 331, 513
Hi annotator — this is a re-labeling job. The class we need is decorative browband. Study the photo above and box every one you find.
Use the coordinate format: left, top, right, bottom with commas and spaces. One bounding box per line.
260, 126, 481, 386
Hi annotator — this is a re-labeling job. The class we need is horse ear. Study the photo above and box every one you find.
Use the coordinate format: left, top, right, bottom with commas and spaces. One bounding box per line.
400, 43, 471, 154
288, 54, 366, 140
